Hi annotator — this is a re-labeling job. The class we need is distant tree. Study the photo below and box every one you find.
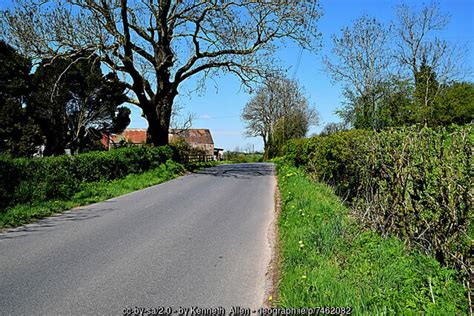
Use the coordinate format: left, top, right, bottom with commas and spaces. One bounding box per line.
394, 2, 467, 124
0, 40, 41, 157
324, 16, 391, 129
271, 108, 314, 157
242, 76, 318, 158
320, 122, 347, 136
30, 56, 130, 155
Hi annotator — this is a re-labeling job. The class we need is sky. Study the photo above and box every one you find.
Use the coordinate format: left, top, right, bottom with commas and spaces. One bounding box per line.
147, 0, 474, 152
1, 0, 473, 151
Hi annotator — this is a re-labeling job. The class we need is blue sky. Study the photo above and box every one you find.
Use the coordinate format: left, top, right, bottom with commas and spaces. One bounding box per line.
1, 0, 473, 151
154, 0, 474, 151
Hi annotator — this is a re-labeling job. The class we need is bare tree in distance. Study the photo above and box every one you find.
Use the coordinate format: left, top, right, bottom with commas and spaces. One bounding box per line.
169, 102, 195, 131
323, 15, 392, 129
1, 0, 322, 146
395, 2, 469, 121
241, 76, 318, 158
319, 122, 347, 136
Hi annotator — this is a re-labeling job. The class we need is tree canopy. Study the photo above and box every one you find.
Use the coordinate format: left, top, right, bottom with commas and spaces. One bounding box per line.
0, 40, 41, 157
1, 41, 130, 156
30, 56, 130, 155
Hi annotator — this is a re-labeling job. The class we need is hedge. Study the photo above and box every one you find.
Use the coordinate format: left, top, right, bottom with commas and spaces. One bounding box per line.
281, 125, 473, 276
0, 146, 173, 211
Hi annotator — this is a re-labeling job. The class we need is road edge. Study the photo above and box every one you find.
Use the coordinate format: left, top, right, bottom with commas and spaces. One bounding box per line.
262, 166, 281, 307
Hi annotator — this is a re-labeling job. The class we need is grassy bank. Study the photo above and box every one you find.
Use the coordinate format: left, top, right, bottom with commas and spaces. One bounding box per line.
0, 160, 189, 229
275, 162, 468, 314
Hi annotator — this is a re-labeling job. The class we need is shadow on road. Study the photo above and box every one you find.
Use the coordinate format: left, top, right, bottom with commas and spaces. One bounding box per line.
0, 205, 117, 240
194, 163, 275, 179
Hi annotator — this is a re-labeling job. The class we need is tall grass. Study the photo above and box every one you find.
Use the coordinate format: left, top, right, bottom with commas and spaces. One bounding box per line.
276, 162, 468, 314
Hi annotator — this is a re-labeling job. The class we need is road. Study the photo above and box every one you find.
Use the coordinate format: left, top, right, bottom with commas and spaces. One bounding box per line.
0, 163, 276, 314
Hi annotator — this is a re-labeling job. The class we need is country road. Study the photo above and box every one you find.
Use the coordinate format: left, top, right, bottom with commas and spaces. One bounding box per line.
0, 163, 276, 314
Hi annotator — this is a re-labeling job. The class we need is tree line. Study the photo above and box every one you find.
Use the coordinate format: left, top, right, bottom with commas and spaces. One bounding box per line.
323, 2, 473, 130
1, 1, 471, 159
242, 3, 472, 158
0, 41, 130, 157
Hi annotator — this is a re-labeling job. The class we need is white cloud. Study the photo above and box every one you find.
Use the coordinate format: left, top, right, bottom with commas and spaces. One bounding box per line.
199, 114, 212, 119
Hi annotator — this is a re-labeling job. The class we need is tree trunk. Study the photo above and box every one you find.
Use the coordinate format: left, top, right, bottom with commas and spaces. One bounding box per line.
144, 91, 176, 146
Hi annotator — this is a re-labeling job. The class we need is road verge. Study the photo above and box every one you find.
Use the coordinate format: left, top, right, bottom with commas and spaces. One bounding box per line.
274, 161, 467, 313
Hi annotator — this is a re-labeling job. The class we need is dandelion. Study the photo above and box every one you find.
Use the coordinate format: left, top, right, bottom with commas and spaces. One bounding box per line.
268, 295, 273, 301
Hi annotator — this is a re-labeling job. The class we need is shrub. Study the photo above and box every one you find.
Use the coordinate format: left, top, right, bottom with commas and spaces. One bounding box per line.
0, 145, 173, 211
355, 126, 472, 274
223, 151, 264, 163
169, 139, 208, 163
280, 125, 473, 276
304, 130, 371, 199
283, 130, 372, 199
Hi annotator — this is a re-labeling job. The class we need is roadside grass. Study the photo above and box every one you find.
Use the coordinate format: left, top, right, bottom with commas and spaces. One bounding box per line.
0, 160, 187, 229
276, 162, 468, 314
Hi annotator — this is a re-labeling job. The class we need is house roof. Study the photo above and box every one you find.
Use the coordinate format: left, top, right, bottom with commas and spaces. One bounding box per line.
111, 128, 147, 144
109, 128, 214, 145
169, 129, 214, 145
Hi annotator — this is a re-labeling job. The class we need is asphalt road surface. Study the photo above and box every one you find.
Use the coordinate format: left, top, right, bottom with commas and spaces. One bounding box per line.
0, 163, 276, 314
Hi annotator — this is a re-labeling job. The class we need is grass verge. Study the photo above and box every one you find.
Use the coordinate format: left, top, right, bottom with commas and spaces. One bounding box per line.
0, 160, 188, 229
275, 162, 468, 314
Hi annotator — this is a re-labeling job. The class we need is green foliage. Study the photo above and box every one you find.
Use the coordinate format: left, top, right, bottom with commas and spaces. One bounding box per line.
222, 151, 263, 163
283, 130, 372, 199
270, 109, 315, 158
355, 126, 472, 274
0, 40, 41, 157
435, 82, 474, 125
281, 125, 473, 276
0, 146, 173, 211
276, 163, 467, 313
0, 160, 184, 228
30, 55, 130, 155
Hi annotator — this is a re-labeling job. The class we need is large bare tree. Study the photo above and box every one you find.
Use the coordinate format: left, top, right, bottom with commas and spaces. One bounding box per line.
395, 2, 467, 122
1, 0, 321, 145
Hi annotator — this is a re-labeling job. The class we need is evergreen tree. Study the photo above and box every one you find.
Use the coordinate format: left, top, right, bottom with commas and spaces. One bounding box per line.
30, 56, 130, 155
0, 40, 41, 157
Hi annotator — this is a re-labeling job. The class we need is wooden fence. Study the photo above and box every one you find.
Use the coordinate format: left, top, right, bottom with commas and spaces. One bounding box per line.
182, 154, 215, 163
